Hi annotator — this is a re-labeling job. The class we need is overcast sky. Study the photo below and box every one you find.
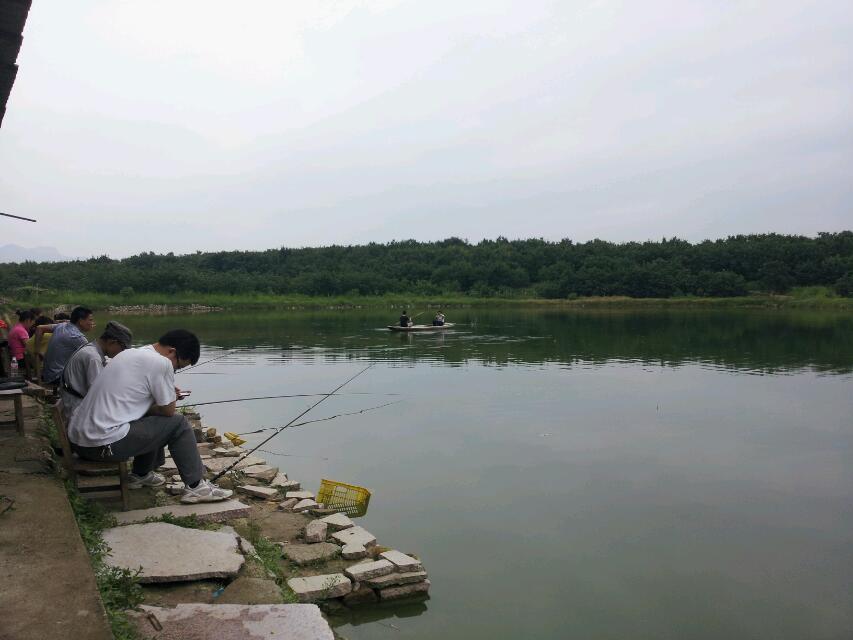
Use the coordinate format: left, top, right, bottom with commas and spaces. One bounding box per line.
1, 1, 851, 258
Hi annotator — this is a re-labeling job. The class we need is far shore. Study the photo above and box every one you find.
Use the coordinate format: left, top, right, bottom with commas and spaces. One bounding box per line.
4, 288, 852, 314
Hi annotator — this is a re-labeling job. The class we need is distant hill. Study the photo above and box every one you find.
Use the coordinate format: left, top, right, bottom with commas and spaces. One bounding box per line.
0, 244, 72, 263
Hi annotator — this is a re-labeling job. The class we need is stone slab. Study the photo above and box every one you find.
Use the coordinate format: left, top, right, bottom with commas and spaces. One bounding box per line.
269, 473, 289, 487
204, 455, 266, 474
102, 522, 244, 583
341, 544, 368, 560
131, 603, 333, 639
293, 499, 319, 512
282, 543, 340, 566
304, 520, 328, 543
286, 574, 352, 603
343, 585, 378, 607
242, 464, 279, 482
157, 459, 178, 472
344, 559, 394, 581
113, 500, 252, 525
319, 513, 354, 531
380, 549, 423, 572
365, 571, 428, 588
278, 498, 298, 511
274, 479, 301, 491
165, 482, 185, 495
330, 526, 376, 548
377, 579, 431, 601
238, 485, 280, 500
216, 577, 284, 605
285, 490, 315, 500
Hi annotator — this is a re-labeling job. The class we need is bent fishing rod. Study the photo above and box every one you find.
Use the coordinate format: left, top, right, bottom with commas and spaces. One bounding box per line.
210, 363, 375, 481
178, 391, 399, 409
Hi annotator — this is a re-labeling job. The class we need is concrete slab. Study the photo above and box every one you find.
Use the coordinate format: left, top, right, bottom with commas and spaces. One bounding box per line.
285, 490, 315, 500
242, 464, 279, 482
377, 579, 431, 601
113, 499, 252, 525
319, 513, 354, 531
364, 571, 428, 588
286, 574, 352, 603
131, 603, 333, 639
278, 498, 298, 511
344, 559, 395, 582
274, 479, 301, 492
269, 473, 289, 487
282, 542, 340, 566
292, 499, 319, 512
103, 522, 244, 583
380, 549, 424, 572
238, 485, 280, 500
304, 520, 328, 543
330, 526, 376, 548
342, 544, 369, 560
204, 455, 267, 474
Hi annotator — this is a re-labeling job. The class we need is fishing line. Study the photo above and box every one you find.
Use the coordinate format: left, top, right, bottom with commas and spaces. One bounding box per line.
178, 391, 399, 409
177, 349, 238, 374
233, 400, 401, 436
210, 363, 375, 481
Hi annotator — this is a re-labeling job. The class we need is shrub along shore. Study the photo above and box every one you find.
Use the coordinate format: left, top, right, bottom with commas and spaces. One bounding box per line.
4, 286, 853, 313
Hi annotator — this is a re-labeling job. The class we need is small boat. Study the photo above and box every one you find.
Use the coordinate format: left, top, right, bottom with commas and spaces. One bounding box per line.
387, 323, 455, 332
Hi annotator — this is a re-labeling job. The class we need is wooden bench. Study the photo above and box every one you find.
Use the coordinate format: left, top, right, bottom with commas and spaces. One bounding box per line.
51, 400, 130, 510
0, 388, 25, 435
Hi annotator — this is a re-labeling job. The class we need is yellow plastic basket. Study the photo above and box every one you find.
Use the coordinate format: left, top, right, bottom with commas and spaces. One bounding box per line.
317, 478, 371, 518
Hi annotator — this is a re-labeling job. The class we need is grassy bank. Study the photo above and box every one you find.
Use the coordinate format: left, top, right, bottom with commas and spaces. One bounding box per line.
5, 286, 853, 312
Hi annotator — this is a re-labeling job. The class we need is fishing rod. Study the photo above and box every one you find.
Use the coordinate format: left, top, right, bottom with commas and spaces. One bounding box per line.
177, 349, 238, 375
210, 363, 375, 481
233, 399, 401, 436
178, 391, 399, 409
0, 211, 37, 223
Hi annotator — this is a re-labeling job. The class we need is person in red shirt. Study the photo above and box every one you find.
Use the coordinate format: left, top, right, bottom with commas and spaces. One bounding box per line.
8, 310, 35, 367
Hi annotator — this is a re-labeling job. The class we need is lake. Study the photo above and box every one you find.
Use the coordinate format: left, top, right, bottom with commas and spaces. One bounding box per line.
107, 308, 853, 639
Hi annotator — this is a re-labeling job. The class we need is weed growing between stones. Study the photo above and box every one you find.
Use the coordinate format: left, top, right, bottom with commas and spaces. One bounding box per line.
244, 520, 298, 603
66, 485, 143, 640
143, 512, 219, 530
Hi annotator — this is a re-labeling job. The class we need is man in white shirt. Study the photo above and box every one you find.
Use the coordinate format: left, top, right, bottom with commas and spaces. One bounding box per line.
69, 329, 232, 503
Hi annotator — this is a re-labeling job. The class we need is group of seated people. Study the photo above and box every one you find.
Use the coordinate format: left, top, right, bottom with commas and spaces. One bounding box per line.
5, 306, 232, 504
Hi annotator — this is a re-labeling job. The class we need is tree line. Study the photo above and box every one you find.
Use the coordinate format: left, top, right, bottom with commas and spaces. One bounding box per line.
3, 232, 853, 299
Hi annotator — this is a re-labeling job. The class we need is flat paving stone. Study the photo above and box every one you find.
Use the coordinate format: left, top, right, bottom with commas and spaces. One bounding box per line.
282, 542, 340, 566
292, 499, 319, 512
113, 500, 251, 525
304, 520, 328, 543
238, 485, 280, 500
278, 498, 298, 511
204, 456, 266, 474
286, 574, 352, 603
242, 464, 279, 482
274, 479, 301, 491
380, 549, 424, 572
330, 526, 376, 548
344, 559, 394, 581
341, 544, 368, 560
269, 473, 289, 487
103, 522, 244, 583
131, 603, 333, 639
377, 579, 431, 601
319, 513, 354, 531
365, 571, 428, 588
285, 490, 315, 500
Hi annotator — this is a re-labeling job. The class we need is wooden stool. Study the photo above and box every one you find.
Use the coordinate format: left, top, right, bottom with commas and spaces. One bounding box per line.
0, 388, 25, 435
51, 400, 130, 511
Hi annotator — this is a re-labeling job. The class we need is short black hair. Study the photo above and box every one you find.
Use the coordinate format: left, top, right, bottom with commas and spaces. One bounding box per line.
34, 315, 53, 326
158, 329, 200, 365
70, 306, 93, 324
16, 309, 34, 322
54, 312, 70, 321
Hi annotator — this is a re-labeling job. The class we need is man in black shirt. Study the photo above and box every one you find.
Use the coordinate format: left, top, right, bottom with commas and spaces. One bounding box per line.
400, 310, 412, 327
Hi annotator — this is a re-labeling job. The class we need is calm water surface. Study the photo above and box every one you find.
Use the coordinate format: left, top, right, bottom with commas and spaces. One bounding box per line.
110, 309, 853, 640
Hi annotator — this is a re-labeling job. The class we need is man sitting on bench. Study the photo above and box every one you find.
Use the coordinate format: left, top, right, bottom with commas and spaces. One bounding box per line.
68, 329, 233, 503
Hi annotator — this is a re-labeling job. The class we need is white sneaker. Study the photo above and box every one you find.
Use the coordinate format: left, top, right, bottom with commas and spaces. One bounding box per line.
181, 479, 233, 504
128, 471, 166, 489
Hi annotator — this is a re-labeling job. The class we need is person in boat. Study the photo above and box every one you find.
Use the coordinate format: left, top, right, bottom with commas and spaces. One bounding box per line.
400, 310, 412, 327
432, 311, 446, 326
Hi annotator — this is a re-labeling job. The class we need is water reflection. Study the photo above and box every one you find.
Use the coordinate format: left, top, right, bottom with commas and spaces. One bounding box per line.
116, 309, 853, 376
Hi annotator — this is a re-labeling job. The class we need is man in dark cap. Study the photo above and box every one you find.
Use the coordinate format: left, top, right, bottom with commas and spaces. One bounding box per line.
60, 320, 133, 422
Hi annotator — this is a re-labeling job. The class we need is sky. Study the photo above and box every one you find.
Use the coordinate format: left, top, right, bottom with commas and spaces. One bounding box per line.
0, 0, 851, 259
